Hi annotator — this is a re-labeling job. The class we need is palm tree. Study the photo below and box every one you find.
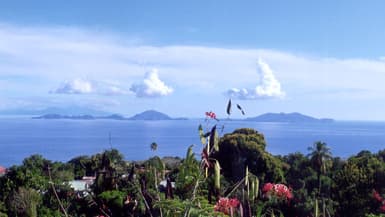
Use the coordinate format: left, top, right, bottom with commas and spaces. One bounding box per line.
307, 141, 332, 196
150, 142, 158, 151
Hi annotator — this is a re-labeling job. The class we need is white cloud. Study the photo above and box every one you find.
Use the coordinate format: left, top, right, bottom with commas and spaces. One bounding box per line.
227, 59, 285, 100
51, 78, 93, 94
130, 69, 173, 98
51, 78, 129, 95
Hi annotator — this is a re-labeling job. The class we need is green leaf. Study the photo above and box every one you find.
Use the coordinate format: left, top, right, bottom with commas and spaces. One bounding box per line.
198, 124, 203, 136
251, 179, 255, 200
254, 177, 259, 199
245, 166, 250, 198
198, 125, 206, 145
186, 145, 195, 163
256, 204, 264, 217
226, 99, 232, 115
214, 160, 221, 190
245, 166, 249, 186
214, 133, 219, 152
315, 198, 319, 217
209, 125, 219, 151
237, 104, 245, 115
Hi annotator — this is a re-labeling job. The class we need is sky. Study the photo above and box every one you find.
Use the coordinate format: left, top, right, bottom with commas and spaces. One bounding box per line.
1, 0, 385, 120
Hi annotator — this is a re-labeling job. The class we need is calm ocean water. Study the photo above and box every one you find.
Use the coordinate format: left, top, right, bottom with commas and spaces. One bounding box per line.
1, 118, 385, 167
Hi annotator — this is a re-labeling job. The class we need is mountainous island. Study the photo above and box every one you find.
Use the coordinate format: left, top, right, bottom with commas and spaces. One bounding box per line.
33, 111, 331, 122
245, 112, 334, 123
128, 110, 172, 120
33, 110, 187, 121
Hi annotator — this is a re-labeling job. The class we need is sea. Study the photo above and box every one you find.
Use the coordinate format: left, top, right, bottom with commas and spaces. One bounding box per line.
1, 117, 385, 167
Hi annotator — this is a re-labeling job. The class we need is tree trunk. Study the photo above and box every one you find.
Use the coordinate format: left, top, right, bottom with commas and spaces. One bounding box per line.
318, 172, 321, 197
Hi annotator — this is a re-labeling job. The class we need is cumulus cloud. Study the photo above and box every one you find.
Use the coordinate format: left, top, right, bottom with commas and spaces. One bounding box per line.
51, 78, 93, 94
51, 78, 129, 95
130, 69, 173, 98
227, 59, 285, 100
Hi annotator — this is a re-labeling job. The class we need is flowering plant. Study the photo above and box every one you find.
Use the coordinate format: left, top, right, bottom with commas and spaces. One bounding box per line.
262, 183, 293, 201
373, 190, 385, 212
205, 111, 218, 120
214, 197, 240, 216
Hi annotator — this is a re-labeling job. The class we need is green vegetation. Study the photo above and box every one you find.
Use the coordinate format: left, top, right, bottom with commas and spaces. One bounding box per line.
1, 102, 385, 216
1, 132, 385, 216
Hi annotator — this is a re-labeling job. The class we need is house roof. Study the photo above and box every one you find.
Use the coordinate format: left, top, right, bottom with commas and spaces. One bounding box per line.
0, 166, 6, 175
68, 180, 90, 191
68, 177, 95, 191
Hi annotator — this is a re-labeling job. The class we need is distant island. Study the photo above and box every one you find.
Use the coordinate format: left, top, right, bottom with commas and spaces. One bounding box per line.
33, 110, 188, 121
128, 110, 172, 120
33, 111, 332, 122
33, 114, 97, 120
245, 112, 334, 123
0, 106, 109, 116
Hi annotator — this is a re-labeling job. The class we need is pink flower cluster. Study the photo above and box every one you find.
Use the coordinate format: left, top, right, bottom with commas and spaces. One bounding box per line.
214, 197, 240, 215
205, 111, 217, 120
262, 183, 293, 201
373, 190, 385, 212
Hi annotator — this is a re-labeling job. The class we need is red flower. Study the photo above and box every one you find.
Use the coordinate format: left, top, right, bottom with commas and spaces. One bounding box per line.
214, 197, 240, 215
286, 190, 293, 200
274, 184, 289, 197
205, 111, 217, 120
229, 198, 240, 207
262, 183, 274, 194
373, 190, 383, 202
262, 183, 292, 201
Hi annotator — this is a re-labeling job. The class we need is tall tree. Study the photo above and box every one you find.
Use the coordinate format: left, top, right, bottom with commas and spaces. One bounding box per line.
307, 141, 332, 196
94, 149, 125, 194
213, 128, 285, 183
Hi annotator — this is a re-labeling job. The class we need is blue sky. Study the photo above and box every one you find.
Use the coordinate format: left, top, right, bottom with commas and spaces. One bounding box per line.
1, 0, 385, 120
